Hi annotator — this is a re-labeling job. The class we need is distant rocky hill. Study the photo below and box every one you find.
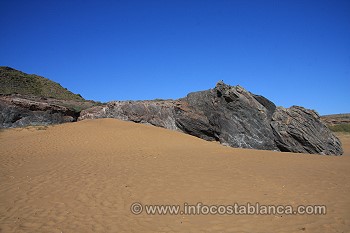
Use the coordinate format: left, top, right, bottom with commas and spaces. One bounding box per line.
0, 67, 100, 128
321, 113, 350, 133
321, 113, 350, 125
0, 67, 343, 155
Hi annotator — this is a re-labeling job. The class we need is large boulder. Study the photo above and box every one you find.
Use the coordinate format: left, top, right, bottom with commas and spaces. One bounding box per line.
174, 81, 278, 150
271, 106, 343, 155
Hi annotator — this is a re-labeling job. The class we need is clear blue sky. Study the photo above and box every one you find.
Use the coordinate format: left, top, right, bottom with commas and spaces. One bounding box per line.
1, 0, 349, 115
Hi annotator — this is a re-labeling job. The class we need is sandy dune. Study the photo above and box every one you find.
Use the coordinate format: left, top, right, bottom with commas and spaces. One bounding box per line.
0, 119, 349, 233
336, 133, 350, 156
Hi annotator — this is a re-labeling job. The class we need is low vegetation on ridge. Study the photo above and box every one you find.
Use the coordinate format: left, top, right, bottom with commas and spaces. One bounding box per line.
0, 66, 105, 113
0, 66, 84, 101
329, 124, 350, 133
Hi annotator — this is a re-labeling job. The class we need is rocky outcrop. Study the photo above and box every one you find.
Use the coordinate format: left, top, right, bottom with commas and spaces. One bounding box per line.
79, 82, 343, 155
1, 67, 343, 154
271, 106, 343, 155
79, 100, 178, 130
0, 95, 78, 128
175, 82, 278, 150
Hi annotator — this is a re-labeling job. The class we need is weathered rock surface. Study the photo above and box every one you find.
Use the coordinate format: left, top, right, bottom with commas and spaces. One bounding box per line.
79, 100, 178, 130
0, 66, 343, 154
0, 95, 78, 128
175, 82, 278, 150
79, 82, 343, 155
271, 106, 343, 155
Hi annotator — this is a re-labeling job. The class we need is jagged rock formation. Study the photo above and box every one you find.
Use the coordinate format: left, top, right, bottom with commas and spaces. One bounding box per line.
175, 82, 278, 150
0, 67, 343, 155
0, 95, 78, 128
271, 106, 343, 155
79, 100, 177, 129
79, 81, 343, 155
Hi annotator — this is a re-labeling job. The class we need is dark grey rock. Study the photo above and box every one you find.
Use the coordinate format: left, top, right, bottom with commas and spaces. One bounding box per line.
0, 96, 77, 128
79, 81, 343, 155
271, 106, 343, 155
3, 81, 341, 155
81, 101, 178, 130
175, 82, 278, 150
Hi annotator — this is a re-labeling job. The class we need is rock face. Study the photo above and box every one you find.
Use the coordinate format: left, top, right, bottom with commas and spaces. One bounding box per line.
1, 70, 342, 156
0, 95, 78, 128
271, 106, 343, 155
175, 82, 278, 150
79, 100, 178, 130
79, 81, 343, 155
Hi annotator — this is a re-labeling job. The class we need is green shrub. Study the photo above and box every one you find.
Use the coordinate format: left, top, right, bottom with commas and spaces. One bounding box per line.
329, 124, 350, 133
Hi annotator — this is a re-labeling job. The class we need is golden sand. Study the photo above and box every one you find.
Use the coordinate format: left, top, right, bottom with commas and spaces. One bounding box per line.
336, 132, 350, 156
0, 119, 349, 233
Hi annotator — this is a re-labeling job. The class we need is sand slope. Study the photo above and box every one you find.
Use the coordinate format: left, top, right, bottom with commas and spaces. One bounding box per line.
0, 119, 349, 233
336, 133, 350, 156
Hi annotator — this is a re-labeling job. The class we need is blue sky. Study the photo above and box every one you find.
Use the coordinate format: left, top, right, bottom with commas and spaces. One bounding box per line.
1, 0, 349, 115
